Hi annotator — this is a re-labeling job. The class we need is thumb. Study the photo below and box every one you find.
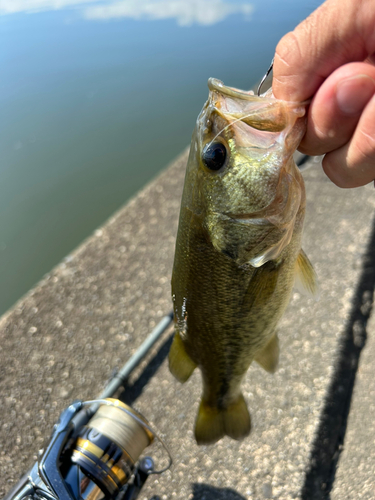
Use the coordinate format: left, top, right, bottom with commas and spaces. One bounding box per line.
272, 0, 375, 102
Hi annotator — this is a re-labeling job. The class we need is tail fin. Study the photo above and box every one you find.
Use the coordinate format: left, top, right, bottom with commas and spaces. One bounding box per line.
194, 394, 251, 445
223, 394, 252, 440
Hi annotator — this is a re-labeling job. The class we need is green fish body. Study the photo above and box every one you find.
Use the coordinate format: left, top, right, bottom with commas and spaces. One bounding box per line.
169, 79, 316, 445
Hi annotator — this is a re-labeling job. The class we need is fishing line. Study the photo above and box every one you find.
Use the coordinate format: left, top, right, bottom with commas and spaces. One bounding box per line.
82, 399, 173, 475
207, 111, 266, 150
206, 61, 276, 147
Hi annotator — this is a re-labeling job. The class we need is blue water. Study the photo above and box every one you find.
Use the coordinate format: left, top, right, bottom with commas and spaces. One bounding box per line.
0, 0, 323, 316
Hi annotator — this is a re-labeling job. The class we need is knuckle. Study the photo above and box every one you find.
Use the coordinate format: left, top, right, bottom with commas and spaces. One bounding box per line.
297, 143, 312, 155
322, 155, 355, 188
273, 31, 306, 99
297, 138, 318, 156
323, 126, 375, 188
350, 129, 375, 165
275, 31, 303, 70
299, 122, 337, 156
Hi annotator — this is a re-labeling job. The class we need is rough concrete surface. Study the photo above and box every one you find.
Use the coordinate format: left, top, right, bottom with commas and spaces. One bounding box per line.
330, 305, 375, 500
1, 151, 375, 499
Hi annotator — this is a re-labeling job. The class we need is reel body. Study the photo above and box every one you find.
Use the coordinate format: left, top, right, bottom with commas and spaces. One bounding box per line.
5, 399, 165, 500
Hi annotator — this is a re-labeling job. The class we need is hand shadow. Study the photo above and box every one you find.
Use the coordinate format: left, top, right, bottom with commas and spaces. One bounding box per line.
149, 484, 246, 500
191, 483, 246, 500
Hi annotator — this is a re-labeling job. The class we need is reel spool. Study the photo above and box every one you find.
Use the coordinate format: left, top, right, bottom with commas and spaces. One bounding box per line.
69, 399, 154, 499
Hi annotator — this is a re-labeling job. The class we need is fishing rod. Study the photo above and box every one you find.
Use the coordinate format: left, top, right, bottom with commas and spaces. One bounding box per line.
4, 312, 174, 500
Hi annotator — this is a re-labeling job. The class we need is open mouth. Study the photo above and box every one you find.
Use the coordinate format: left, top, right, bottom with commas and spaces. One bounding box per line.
207, 78, 257, 101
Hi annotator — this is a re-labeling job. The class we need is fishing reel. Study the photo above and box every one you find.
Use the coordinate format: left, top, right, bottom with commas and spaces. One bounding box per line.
5, 398, 171, 500
4, 312, 174, 500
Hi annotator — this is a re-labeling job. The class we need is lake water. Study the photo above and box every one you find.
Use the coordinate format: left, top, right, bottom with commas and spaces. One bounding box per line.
0, 0, 322, 316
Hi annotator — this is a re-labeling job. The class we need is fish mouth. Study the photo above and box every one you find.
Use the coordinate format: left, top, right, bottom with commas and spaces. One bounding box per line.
208, 78, 259, 102
205, 78, 306, 136
208, 78, 308, 107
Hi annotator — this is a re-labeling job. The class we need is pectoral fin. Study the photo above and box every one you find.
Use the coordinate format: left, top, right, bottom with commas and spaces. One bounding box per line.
255, 333, 279, 373
168, 333, 196, 383
295, 249, 319, 298
243, 260, 281, 311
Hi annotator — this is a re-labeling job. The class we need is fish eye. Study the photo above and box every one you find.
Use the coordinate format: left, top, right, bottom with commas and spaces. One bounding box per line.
202, 142, 227, 171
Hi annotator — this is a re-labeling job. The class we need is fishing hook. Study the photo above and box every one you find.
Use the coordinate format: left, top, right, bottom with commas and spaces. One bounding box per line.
257, 57, 274, 96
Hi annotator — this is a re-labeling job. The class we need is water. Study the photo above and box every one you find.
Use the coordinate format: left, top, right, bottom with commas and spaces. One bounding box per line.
0, 0, 322, 316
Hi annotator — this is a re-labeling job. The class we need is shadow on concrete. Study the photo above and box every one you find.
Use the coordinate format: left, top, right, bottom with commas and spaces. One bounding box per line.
119, 333, 174, 407
191, 483, 246, 500
149, 485, 246, 500
301, 217, 375, 499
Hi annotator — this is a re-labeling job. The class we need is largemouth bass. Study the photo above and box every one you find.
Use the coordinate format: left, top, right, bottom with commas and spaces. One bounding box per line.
169, 78, 317, 445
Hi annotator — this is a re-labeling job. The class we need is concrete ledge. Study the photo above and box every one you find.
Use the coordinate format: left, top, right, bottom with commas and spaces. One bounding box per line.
1, 151, 375, 499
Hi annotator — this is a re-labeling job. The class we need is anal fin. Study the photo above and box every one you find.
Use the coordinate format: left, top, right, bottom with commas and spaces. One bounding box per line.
255, 333, 279, 373
168, 333, 196, 383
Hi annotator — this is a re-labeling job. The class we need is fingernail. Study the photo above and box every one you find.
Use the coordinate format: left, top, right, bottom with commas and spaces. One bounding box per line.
336, 74, 375, 115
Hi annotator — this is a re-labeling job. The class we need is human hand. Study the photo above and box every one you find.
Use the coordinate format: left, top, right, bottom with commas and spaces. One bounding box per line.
272, 0, 375, 188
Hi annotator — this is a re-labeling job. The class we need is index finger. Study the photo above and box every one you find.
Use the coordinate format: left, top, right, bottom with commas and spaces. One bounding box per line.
272, 0, 375, 102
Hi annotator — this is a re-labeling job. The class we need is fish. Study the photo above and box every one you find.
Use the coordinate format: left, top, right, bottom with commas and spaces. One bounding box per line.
168, 78, 317, 445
